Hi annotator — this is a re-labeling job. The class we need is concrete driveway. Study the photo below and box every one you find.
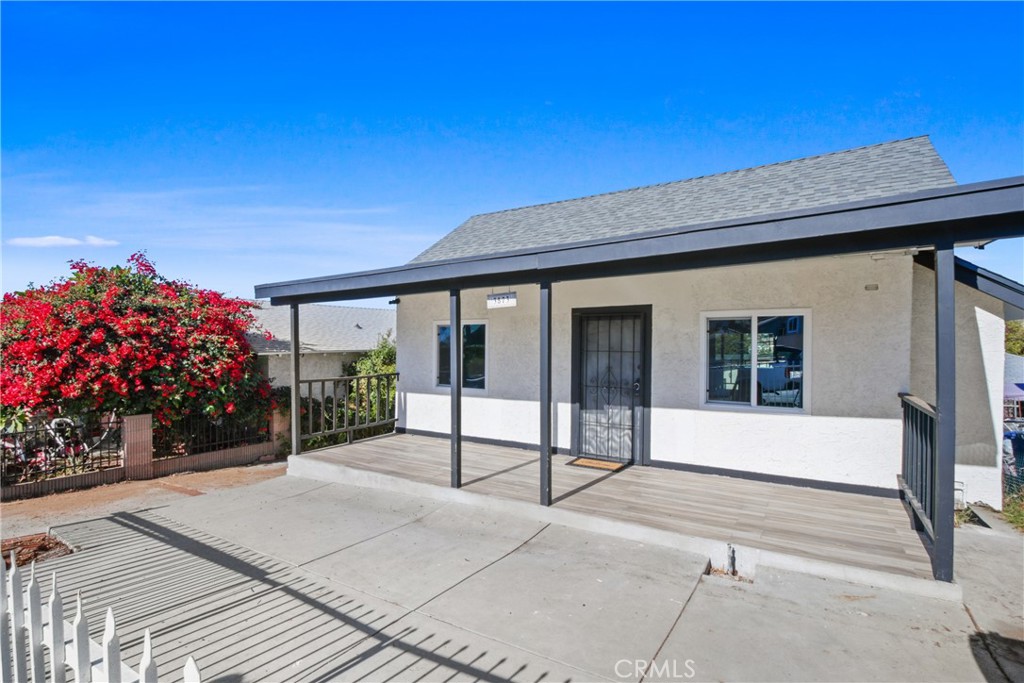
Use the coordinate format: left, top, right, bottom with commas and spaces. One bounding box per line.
9, 473, 1020, 682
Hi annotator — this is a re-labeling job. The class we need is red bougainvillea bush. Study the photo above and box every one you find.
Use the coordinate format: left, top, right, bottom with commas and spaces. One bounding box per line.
1, 253, 272, 432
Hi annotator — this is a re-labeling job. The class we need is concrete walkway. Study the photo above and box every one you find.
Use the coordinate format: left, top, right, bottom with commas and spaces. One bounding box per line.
954, 510, 1024, 682
42, 479, 706, 682
8, 473, 1015, 682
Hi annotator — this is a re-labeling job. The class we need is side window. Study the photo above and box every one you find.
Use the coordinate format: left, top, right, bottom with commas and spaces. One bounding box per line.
437, 325, 452, 386
706, 313, 805, 409
462, 324, 486, 389
437, 323, 487, 389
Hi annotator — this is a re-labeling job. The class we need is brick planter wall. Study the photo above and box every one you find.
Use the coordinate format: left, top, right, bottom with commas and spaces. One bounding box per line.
152, 441, 276, 477
0, 468, 125, 501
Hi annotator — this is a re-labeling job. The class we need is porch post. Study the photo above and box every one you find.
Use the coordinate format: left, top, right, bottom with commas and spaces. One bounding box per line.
289, 303, 301, 457
539, 281, 553, 506
933, 242, 956, 582
450, 289, 462, 488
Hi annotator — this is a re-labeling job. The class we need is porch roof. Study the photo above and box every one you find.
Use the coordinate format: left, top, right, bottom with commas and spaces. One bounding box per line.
255, 176, 1024, 305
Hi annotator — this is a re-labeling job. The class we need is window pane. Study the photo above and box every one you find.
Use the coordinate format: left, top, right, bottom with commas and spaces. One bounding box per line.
463, 324, 486, 389
437, 323, 486, 389
707, 319, 751, 403
437, 325, 451, 386
756, 316, 803, 408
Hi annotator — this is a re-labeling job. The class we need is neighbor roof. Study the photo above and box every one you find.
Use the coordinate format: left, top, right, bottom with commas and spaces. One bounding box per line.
249, 302, 394, 354
412, 136, 956, 263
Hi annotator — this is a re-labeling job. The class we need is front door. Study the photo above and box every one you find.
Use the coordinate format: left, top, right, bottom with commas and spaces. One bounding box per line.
574, 309, 649, 464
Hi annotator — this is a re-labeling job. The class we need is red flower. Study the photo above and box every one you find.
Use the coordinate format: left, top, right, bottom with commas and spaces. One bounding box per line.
1, 254, 272, 428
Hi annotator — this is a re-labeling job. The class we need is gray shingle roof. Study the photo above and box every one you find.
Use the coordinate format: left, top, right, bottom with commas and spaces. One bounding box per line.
248, 302, 395, 354
411, 136, 956, 264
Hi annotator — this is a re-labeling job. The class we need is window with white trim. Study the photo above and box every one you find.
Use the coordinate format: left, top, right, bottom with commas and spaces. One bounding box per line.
705, 313, 806, 409
437, 323, 486, 389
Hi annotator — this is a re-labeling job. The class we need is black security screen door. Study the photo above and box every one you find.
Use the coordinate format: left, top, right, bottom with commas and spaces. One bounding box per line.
577, 313, 645, 463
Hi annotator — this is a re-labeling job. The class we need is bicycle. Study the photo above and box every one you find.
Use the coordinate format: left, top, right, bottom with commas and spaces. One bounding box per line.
1, 413, 121, 484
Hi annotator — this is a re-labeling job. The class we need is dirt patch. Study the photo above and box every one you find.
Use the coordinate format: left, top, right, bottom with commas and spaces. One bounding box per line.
707, 567, 753, 583
161, 460, 287, 492
154, 480, 205, 496
955, 506, 986, 527
2, 533, 73, 568
1, 461, 287, 539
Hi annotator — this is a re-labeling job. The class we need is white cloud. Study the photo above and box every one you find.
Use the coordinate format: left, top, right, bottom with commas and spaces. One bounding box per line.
84, 235, 120, 246
7, 234, 119, 248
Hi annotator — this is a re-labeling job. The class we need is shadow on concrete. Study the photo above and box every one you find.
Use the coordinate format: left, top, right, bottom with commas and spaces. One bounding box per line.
970, 631, 1024, 683
102, 511, 570, 683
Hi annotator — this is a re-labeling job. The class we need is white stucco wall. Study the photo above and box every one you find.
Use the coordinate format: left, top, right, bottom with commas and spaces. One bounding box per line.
910, 263, 1006, 508
397, 253, 920, 489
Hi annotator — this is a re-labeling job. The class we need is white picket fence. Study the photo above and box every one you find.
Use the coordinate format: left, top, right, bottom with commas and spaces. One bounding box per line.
2, 552, 201, 682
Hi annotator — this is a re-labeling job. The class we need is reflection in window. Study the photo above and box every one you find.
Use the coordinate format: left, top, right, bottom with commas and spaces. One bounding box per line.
706, 314, 804, 409
756, 316, 803, 408
707, 319, 751, 403
437, 323, 486, 389
437, 325, 451, 386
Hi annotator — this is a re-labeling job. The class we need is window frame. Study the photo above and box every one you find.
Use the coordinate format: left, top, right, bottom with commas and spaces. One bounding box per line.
434, 319, 489, 394
699, 308, 811, 413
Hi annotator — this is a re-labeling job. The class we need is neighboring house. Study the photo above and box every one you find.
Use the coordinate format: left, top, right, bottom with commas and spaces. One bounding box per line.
257, 136, 1024, 581
1007, 353, 1024, 419
249, 302, 394, 389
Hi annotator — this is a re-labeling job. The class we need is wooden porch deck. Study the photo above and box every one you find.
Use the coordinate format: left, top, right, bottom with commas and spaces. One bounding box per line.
301, 433, 933, 580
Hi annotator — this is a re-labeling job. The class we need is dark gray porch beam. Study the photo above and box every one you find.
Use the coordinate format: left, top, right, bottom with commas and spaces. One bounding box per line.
289, 303, 301, 457
539, 282, 553, 506
450, 289, 462, 489
932, 242, 956, 582
914, 252, 1024, 311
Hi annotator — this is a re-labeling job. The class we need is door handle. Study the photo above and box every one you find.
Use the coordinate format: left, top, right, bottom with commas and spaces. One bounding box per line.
633, 382, 641, 392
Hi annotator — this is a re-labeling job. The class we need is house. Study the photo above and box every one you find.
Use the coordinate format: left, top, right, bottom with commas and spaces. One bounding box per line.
248, 301, 394, 390
1008, 352, 1024, 419
256, 137, 1024, 581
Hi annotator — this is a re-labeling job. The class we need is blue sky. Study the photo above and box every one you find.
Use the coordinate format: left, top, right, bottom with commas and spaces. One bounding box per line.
3, 2, 1022, 304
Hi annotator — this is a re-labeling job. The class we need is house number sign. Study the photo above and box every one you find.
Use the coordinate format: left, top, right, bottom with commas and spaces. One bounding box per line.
486, 291, 518, 309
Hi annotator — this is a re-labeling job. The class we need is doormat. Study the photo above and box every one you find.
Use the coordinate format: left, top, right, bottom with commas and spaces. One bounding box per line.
566, 457, 628, 472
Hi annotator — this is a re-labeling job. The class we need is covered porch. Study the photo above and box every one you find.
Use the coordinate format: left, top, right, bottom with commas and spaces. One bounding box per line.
293, 432, 935, 580
258, 177, 1024, 583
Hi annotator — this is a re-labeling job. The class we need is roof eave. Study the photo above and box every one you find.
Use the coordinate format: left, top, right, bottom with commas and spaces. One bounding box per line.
914, 252, 1024, 312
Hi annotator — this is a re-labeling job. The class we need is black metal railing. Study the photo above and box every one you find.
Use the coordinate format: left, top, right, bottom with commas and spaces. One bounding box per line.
898, 393, 937, 539
154, 414, 270, 459
1, 414, 123, 486
297, 372, 398, 448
